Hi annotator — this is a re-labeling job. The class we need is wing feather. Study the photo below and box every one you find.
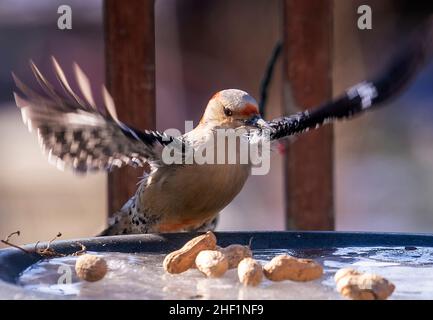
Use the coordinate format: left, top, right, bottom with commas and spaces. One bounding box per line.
267, 29, 428, 141
51, 56, 87, 108
13, 59, 178, 174
73, 62, 97, 110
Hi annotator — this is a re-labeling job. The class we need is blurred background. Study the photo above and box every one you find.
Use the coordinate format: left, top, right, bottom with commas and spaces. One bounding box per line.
1, 0, 433, 246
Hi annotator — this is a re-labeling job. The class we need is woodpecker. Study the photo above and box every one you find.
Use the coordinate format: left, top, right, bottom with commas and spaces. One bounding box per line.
13, 39, 424, 235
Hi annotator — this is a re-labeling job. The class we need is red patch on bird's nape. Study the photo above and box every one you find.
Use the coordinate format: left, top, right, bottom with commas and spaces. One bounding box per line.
241, 103, 259, 116
211, 91, 221, 100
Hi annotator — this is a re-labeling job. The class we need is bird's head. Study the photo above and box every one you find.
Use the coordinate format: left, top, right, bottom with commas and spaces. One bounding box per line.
199, 89, 268, 130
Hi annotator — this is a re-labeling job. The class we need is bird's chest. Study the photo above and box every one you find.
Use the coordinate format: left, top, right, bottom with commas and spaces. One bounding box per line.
189, 162, 251, 202
141, 162, 250, 222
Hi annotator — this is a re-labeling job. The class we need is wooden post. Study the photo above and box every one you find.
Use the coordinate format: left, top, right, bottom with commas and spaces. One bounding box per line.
283, 0, 334, 230
104, 0, 156, 215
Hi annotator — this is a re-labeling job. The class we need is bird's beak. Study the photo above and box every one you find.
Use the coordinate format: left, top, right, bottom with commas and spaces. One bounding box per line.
245, 115, 270, 129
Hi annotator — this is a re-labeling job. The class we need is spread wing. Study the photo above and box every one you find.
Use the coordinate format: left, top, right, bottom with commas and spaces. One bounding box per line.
13, 57, 178, 173
267, 29, 429, 141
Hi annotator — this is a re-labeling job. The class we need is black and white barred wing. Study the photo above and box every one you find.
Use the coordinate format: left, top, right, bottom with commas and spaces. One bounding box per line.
267, 28, 428, 141
13, 58, 176, 173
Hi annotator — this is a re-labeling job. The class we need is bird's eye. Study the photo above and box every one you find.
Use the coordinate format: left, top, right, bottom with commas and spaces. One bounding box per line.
223, 107, 233, 117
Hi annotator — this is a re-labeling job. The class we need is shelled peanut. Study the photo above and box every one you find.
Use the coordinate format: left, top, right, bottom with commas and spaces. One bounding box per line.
334, 268, 395, 300
191, 245, 223, 269
219, 244, 252, 269
237, 258, 263, 286
75, 254, 107, 282
163, 231, 217, 274
263, 254, 323, 282
195, 250, 228, 278
162, 233, 326, 289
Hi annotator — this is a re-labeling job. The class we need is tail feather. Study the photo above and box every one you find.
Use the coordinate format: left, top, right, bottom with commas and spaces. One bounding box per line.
97, 211, 133, 236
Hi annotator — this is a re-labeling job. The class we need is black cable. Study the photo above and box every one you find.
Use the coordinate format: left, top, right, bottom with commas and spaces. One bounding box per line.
259, 41, 282, 118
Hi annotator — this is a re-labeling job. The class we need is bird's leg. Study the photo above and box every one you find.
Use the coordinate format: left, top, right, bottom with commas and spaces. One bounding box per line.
188, 215, 220, 232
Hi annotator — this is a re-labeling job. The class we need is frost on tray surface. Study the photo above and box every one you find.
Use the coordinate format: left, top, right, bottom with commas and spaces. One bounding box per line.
17, 247, 433, 299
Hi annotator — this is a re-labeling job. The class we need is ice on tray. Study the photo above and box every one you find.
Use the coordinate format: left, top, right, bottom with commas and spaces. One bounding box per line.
17, 246, 433, 299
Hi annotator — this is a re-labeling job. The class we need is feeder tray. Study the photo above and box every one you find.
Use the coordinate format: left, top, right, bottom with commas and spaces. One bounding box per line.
1, 231, 433, 299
